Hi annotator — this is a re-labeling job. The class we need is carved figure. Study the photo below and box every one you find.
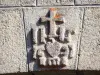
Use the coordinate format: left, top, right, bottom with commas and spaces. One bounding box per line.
38, 49, 46, 66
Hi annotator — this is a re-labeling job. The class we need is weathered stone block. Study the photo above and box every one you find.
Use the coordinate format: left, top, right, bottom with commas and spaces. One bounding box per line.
0, 0, 21, 6
75, 0, 100, 5
23, 7, 84, 71
78, 7, 100, 70
37, 0, 74, 6
21, 0, 36, 6
0, 0, 36, 6
0, 8, 27, 73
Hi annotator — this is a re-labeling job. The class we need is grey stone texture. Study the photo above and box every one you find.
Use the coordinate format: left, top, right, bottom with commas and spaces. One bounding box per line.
37, 0, 74, 6
23, 7, 84, 71
75, 0, 100, 5
0, 8, 27, 74
0, 0, 36, 6
21, 0, 36, 6
0, 0, 100, 74
78, 7, 100, 70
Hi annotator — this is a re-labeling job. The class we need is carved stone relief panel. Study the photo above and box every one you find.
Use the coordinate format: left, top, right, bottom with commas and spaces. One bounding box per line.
24, 7, 84, 71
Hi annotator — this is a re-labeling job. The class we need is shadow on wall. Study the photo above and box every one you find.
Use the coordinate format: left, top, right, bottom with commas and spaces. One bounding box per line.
26, 28, 34, 64
0, 72, 33, 75
26, 11, 51, 70
26, 28, 38, 71
1, 71, 100, 75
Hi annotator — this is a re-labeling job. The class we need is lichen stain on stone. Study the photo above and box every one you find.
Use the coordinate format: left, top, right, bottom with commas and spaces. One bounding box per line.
54, 13, 62, 19
49, 8, 57, 11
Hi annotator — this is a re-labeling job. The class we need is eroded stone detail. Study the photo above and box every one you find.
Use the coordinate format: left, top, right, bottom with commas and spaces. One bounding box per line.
32, 8, 76, 67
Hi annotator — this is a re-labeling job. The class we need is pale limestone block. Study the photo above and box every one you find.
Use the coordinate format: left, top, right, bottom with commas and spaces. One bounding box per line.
0, 8, 27, 74
0, 0, 21, 6
78, 7, 100, 70
0, 0, 36, 6
21, 0, 36, 6
37, 0, 74, 6
24, 7, 84, 71
75, 0, 100, 5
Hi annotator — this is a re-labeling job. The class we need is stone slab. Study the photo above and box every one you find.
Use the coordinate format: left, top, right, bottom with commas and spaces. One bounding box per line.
23, 7, 84, 71
21, 0, 36, 6
0, 0, 36, 6
37, 0, 74, 6
0, 8, 27, 74
34, 71, 76, 75
75, 0, 100, 5
78, 7, 100, 70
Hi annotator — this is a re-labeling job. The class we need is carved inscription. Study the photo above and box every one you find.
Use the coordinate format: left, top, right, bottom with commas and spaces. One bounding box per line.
32, 8, 76, 67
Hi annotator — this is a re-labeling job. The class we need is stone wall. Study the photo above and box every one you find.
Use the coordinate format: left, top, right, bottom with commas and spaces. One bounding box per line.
0, 0, 100, 75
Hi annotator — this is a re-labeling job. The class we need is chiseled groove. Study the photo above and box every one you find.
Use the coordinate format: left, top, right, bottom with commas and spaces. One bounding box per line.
74, 0, 75, 6
76, 7, 86, 70
36, 0, 38, 6
0, 5, 100, 8
22, 8, 29, 72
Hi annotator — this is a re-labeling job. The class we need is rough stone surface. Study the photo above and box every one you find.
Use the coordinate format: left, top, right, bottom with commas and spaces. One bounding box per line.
37, 0, 74, 6
0, 0, 20, 6
75, 0, 100, 5
23, 7, 84, 71
0, 0, 36, 6
21, 0, 36, 6
0, 8, 27, 73
78, 7, 100, 70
